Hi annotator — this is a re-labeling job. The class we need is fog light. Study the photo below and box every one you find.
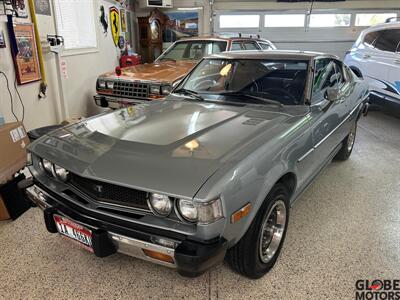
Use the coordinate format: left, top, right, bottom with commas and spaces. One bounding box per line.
148, 193, 173, 216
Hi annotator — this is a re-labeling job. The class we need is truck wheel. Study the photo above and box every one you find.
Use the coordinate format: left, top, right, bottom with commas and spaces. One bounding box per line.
335, 121, 357, 161
227, 183, 289, 279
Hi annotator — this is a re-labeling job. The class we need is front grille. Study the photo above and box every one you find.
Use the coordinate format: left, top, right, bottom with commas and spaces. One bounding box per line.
112, 81, 149, 99
69, 174, 149, 210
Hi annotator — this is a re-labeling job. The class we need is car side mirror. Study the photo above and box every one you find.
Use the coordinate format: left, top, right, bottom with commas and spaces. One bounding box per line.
325, 87, 339, 102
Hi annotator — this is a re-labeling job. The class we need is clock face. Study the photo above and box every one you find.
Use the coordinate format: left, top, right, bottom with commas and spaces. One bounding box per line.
150, 20, 160, 40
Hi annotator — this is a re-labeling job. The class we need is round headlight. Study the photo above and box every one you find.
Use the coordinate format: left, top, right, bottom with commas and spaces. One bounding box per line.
41, 159, 54, 175
54, 164, 69, 181
98, 79, 106, 89
161, 85, 172, 95
177, 199, 198, 222
149, 193, 173, 216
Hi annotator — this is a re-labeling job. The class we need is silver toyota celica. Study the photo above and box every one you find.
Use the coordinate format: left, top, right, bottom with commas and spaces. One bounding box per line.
24, 51, 369, 279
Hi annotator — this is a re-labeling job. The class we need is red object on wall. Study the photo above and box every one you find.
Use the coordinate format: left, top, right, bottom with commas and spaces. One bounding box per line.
120, 55, 141, 68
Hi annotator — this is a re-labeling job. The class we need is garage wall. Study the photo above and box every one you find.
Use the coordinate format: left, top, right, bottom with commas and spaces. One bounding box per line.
213, 0, 400, 58
0, 14, 59, 131
0, 0, 132, 130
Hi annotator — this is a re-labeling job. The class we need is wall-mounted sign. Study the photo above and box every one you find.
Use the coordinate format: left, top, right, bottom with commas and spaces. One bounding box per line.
120, 9, 127, 32
99, 5, 108, 35
12, 23, 41, 85
34, 0, 51, 16
109, 6, 120, 46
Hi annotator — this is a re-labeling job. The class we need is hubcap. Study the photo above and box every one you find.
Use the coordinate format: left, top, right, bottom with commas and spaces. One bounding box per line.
259, 200, 287, 264
347, 124, 356, 152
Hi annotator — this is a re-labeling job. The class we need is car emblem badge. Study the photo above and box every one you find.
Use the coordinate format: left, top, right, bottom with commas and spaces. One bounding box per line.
93, 184, 103, 194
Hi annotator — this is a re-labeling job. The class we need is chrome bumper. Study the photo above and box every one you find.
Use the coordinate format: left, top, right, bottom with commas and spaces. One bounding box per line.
25, 185, 176, 268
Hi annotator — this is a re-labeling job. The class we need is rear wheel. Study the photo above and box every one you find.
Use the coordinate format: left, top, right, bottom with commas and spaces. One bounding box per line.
335, 121, 357, 161
227, 183, 289, 279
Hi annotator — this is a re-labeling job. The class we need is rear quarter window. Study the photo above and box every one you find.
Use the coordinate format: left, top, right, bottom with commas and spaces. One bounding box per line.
363, 31, 380, 48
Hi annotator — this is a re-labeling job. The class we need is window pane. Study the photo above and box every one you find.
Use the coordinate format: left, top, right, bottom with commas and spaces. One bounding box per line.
231, 42, 242, 51
355, 13, 397, 27
364, 31, 380, 47
54, 0, 97, 50
309, 14, 351, 27
264, 14, 305, 27
220, 15, 260, 28
374, 29, 400, 53
243, 42, 259, 50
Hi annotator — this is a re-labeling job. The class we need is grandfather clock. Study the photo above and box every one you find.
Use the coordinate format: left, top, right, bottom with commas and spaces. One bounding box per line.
138, 9, 168, 63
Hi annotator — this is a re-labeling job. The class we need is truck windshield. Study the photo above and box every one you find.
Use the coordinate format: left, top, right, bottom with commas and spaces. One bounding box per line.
177, 58, 309, 105
158, 41, 228, 62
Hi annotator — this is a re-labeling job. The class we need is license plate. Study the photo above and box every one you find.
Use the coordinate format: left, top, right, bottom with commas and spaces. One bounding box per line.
53, 214, 93, 253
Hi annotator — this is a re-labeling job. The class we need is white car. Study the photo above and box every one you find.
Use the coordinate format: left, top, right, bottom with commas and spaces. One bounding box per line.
344, 21, 400, 111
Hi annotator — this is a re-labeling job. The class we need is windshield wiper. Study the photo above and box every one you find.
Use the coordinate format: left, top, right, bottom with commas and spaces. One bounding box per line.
173, 88, 204, 102
220, 92, 283, 108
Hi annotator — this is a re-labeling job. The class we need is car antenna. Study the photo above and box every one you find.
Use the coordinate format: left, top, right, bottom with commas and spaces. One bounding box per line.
305, 0, 315, 32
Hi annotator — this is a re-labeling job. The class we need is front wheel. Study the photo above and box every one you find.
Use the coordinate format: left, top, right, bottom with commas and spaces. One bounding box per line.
335, 121, 357, 161
226, 183, 290, 279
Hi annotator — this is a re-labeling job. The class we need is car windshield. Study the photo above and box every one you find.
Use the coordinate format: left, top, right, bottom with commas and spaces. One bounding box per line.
158, 41, 228, 62
177, 58, 309, 105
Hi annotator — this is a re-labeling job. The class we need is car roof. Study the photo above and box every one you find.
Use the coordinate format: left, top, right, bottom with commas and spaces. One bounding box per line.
176, 35, 271, 42
205, 50, 339, 60
364, 21, 400, 32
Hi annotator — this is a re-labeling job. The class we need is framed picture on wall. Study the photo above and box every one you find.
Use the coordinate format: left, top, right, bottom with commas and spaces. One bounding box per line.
13, 23, 41, 85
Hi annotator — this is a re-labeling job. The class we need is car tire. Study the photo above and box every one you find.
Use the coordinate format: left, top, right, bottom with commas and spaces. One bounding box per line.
335, 121, 357, 161
226, 183, 290, 279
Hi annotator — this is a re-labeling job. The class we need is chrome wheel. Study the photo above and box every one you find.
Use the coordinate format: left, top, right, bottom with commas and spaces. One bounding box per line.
259, 200, 287, 263
347, 124, 356, 152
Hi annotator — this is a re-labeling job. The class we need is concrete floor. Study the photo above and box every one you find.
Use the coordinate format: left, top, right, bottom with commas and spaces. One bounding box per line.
0, 110, 399, 300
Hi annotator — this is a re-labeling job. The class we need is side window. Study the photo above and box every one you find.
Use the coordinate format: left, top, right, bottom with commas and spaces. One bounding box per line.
243, 41, 259, 50
188, 43, 205, 60
258, 42, 272, 50
363, 31, 380, 48
312, 59, 343, 103
231, 42, 242, 51
374, 29, 400, 53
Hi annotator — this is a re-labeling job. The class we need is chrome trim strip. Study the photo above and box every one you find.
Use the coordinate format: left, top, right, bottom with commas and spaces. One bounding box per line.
26, 185, 177, 268
298, 102, 363, 162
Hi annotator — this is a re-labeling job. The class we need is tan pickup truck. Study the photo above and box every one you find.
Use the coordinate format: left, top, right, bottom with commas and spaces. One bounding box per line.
94, 36, 276, 108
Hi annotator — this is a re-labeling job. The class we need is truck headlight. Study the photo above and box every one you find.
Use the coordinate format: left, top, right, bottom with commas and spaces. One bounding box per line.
177, 199, 198, 222
150, 84, 161, 95
98, 79, 106, 89
54, 164, 69, 182
148, 193, 173, 216
41, 159, 54, 175
106, 81, 114, 89
161, 85, 172, 95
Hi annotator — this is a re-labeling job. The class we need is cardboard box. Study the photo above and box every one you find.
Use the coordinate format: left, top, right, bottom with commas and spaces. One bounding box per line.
0, 122, 30, 184
0, 194, 10, 221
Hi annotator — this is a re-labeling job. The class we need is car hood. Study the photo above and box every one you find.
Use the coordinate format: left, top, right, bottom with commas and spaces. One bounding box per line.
100, 60, 197, 84
29, 100, 306, 198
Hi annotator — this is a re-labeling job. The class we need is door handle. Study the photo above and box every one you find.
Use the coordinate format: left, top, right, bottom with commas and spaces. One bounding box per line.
363, 54, 371, 59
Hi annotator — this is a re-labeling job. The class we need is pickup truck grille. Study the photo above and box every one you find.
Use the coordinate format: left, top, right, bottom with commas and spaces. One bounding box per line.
69, 174, 150, 211
112, 81, 149, 99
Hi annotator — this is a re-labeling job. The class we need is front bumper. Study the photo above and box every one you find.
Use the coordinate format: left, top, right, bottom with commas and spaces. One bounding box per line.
94, 94, 163, 109
24, 183, 227, 277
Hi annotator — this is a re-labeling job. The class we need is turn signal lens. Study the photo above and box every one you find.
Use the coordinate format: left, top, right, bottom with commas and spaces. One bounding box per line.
143, 249, 174, 264
231, 203, 251, 224
196, 198, 223, 225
